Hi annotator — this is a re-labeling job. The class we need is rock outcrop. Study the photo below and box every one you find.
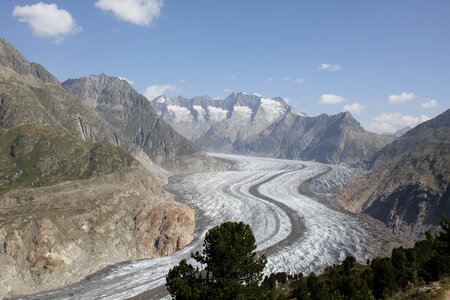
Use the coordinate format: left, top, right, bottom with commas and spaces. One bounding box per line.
338, 109, 450, 240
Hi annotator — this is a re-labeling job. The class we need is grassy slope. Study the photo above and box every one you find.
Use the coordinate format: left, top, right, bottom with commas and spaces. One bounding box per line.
0, 66, 136, 195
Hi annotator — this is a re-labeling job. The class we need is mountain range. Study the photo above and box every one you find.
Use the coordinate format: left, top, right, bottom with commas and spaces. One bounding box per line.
151, 93, 394, 164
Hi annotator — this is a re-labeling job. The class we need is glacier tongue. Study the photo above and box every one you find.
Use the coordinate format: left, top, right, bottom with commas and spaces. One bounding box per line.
19, 154, 392, 300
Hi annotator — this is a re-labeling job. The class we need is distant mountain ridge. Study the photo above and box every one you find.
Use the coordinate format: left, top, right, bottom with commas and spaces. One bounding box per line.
338, 109, 450, 239
151, 92, 305, 147
151, 93, 393, 164
238, 110, 395, 164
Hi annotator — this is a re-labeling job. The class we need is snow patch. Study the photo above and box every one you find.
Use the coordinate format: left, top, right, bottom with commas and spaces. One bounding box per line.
167, 105, 192, 122
232, 105, 252, 120
193, 105, 206, 120
261, 98, 286, 123
207, 106, 228, 122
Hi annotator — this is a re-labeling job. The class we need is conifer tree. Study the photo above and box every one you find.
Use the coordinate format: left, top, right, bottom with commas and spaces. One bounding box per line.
166, 222, 267, 299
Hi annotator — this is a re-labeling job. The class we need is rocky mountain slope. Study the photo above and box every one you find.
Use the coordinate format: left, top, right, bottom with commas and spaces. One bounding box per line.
62, 75, 222, 172
0, 39, 137, 192
152, 93, 393, 164
0, 38, 196, 298
338, 109, 450, 239
238, 111, 394, 164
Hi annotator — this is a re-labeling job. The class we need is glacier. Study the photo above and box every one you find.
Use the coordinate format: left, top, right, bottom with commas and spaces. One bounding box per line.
17, 154, 394, 300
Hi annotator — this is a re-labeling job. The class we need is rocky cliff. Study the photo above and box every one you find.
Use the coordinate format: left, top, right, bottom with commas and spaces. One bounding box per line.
62, 75, 223, 172
338, 109, 450, 240
151, 93, 392, 164
0, 38, 196, 298
0, 167, 195, 298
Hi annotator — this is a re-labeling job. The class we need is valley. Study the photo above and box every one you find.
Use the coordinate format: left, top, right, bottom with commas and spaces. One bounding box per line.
1, 2, 449, 299
14, 154, 405, 300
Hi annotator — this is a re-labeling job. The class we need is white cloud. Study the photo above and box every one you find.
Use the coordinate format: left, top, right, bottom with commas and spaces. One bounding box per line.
319, 94, 345, 104
294, 78, 305, 84
388, 92, 415, 104
319, 63, 341, 72
281, 76, 292, 81
179, 79, 186, 83
421, 99, 438, 108
343, 102, 364, 115
369, 113, 430, 133
95, 0, 163, 26
264, 78, 274, 82
13, 2, 80, 40
143, 84, 177, 100
117, 76, 134, 85
224, 89, 231, 93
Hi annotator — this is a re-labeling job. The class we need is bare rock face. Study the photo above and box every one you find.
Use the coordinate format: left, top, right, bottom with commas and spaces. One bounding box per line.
338, 109, 450, 240
0, 167, 195, 298
134, 200, 195, 257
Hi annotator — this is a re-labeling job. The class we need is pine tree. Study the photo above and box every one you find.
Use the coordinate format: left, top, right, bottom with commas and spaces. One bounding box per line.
166, 222, 267, 300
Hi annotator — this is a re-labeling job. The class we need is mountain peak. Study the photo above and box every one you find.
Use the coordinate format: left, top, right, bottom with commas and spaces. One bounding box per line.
0, 38, 59, 85
63, 74, 143, 109
83, 74, 131, 86
340, 111, 353, 118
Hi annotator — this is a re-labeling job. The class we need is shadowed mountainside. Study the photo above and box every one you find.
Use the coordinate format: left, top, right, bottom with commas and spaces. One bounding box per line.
338, 109, 450, 239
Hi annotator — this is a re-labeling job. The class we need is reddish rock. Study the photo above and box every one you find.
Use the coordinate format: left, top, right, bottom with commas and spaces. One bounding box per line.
4, 238, 18, 257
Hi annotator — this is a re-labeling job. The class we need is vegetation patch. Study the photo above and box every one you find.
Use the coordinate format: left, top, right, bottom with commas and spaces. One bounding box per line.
167, 219, 450, 299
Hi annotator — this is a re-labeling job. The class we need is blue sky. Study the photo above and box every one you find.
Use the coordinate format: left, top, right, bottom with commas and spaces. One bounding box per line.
1, 0, 449, 133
